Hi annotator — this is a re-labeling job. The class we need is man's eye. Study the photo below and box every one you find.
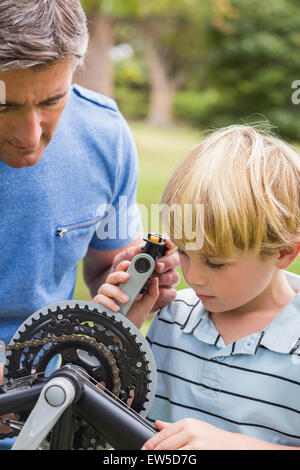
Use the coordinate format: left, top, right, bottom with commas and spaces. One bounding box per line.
43, 101, 60, 108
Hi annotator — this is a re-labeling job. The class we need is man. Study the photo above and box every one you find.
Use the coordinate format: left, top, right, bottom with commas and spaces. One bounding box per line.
0, 1, 179, 380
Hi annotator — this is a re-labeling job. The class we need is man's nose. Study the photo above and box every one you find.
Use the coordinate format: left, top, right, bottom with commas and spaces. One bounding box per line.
13, 110, 42, 148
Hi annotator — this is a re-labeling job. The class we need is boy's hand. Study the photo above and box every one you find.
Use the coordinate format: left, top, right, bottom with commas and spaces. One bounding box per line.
93, 237, 180, 326
93, 260, 160, 328
110, 237, 179, 310
141, 419, 282, 450
141, 419, 240, 450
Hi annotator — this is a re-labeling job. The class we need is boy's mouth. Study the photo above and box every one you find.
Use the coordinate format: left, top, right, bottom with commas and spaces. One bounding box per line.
196, 293, 215, 300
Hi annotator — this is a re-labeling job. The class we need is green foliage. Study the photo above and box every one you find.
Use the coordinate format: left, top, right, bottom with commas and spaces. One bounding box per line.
174, 89, 220, 126
115, 87, 148, 119
139, 1, 211, 82
83, 0, 211, 84
114, 57, 149, 119
80, 0, 190, 18
81, 0, 140, 17
81, 0, 300, 141
204, 0, 300, 140
114, 59, 147, 89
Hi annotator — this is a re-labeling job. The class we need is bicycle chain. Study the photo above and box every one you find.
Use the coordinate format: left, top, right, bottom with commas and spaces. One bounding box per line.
0, 301, 156, 448
4, 333, 121, 394
0, 333, 121, 442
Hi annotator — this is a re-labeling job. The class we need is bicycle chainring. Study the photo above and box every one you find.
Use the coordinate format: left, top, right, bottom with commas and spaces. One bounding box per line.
3, 301, 157, 449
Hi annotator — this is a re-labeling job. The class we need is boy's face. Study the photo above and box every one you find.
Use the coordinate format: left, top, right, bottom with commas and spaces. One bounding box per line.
0, 59, 73, 168
178, 247, 281, 314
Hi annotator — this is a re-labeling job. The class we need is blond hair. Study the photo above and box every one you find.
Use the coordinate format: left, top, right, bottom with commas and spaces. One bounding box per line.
162, 125, 300, 258
0, 0, 89, 73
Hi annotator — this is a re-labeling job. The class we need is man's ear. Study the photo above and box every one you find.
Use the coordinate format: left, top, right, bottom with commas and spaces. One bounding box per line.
276, 241, 300, 270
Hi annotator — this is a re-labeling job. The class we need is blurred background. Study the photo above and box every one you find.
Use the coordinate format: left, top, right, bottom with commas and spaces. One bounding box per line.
73, 0, 300, 304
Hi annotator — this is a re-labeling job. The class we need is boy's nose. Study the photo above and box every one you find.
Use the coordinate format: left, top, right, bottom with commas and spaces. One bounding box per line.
185, 263, 207, 287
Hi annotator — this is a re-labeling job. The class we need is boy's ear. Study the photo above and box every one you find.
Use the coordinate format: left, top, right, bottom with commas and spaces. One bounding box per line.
276, 241, 300, 269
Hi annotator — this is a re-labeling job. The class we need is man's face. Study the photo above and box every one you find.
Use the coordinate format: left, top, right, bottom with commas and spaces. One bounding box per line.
0, 59, 73, 168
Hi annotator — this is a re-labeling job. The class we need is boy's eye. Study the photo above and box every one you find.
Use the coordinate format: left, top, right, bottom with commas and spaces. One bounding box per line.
205, 259, 224, 269
177, 249, 224, 268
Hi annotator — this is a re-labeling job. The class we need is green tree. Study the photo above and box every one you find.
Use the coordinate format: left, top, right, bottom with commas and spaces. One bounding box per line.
77, 0, 217, 125
138, 1, 210, 126
116, 0, 216, 126
76, 0, 140, 96
204, 0, 300, 139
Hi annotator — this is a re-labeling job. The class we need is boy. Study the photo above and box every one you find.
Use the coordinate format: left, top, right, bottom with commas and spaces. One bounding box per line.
95, 125, 300, 449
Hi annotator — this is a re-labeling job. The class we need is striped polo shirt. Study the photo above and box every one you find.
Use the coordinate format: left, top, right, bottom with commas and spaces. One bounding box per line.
146, 270, 300, 448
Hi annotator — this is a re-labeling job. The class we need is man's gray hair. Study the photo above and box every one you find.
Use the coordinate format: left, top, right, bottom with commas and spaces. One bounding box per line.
0, 0, 89, 72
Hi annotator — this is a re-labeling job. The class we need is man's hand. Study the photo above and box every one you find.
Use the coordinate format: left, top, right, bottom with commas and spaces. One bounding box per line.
151, 237, 180, 311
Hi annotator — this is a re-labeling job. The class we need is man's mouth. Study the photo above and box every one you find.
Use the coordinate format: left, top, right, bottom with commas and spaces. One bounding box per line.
8, 141, 36, 152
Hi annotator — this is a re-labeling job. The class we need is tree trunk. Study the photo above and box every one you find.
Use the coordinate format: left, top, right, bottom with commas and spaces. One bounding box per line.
74, 16, 115, 98
144, 25, 176, 127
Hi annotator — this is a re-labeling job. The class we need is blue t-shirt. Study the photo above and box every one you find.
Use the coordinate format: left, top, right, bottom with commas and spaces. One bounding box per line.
0, 85, 141, 343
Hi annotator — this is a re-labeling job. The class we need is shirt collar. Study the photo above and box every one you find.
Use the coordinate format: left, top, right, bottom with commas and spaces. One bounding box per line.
260, 292, 300, 354
181, 271, 300, 357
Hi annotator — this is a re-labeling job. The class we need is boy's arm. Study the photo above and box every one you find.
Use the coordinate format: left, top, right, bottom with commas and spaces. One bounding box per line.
141, 419, 299, 450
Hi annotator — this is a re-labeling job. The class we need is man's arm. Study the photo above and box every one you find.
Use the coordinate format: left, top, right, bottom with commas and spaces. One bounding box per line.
83, 232, 144, 299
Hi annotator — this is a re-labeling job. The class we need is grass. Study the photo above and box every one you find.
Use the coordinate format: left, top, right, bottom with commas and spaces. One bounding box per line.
134, 121, 202, 209
73, 121, 300, 304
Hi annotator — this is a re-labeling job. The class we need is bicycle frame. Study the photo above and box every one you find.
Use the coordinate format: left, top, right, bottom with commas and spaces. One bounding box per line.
0, 365, 157, 450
